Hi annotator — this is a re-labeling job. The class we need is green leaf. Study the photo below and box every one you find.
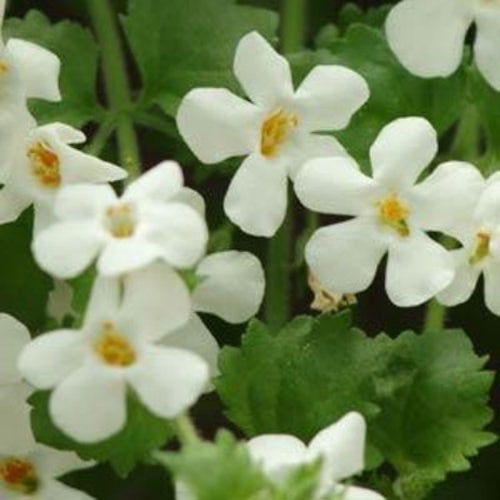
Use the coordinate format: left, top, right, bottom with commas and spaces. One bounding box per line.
0, 210, 52, 332
217, 312, 495, 493
121, 0, 278, 115
156, 430, 269, 500
30, 391, 175, 477
4, 10, 103, 127
290, 25, 466, 170
336, 3, 392, 33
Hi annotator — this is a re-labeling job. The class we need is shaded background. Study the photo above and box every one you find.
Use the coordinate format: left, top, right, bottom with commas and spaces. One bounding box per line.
6, 1, 499, 498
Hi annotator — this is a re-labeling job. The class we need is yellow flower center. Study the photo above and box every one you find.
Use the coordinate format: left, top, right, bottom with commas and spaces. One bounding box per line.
27, 141, 61, 188
0, 60, 9, 75
0, 458, 38, 494
469, 231, 490, 265
105, 203, 135, 238
94, 321, 136, 367
260, 108, 298, 157
377, 194, 410, 237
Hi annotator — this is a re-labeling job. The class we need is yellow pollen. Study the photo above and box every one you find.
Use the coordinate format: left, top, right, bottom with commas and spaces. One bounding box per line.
260, 108, 299, 157
0, 458, 38, 494
94, 321, 136, 367
106, 203, 135, 238
27, 141, 61, 188
469, 231, 490, 265
0, 60, 9, 75
377, 194, 410, 237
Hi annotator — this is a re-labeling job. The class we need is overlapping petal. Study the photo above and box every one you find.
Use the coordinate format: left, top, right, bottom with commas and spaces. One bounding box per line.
0, 313, 30, 384
474, 5, 500, 91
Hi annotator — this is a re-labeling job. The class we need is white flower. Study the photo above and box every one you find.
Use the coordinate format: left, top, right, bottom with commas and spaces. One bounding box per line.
247, 412, 384, 500
386, 0, 500, 90
162, 250, 266, 377
0, 123, 126, 231
437, 175, 500, 315
294, 117, 484, 307
32, 161, 208, 278
0, 443, 94, 500
177, 31, 369, 237
18, 264, 210, 443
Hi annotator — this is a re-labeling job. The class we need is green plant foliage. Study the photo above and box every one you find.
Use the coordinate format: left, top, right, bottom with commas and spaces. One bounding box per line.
29, 391, 175, 477
4, 10, 103, 127
121, 0, 278, 116
217, 312, 495, 495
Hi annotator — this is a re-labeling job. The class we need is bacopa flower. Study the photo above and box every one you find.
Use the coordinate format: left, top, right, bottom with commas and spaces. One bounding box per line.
18, 264, 210, 443
0, 122, 126, 231
32, 161, 208, 278
437, 176, 500, 315
295, 117, 484, 306
247, 412, 384, 500
386, 0, 500, 90
177, 31, 369, 237
162, 250, 265, 377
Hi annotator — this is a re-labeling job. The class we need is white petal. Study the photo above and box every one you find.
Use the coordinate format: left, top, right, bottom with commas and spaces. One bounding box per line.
18, 330, 85, 389
370, 117, 438, 190
0, 187, 30, 225
224, 154, 288, 237
120, 263, 191, 340
176, 88, 262, 164
385, 0, 474, 77
33, 222, 104, 279
171, 187, 205, 217
162, 314, 220, 378
483, 262, 500, 316
126, 345, 209, 419
409, 161, 484, 233
294, 65, 369, 132
53, 184, 116, 221
50, 364, 127, 443
7, 39, 61, 101
175, 482, 195, 500
437, 249, 480, 306
36, 122, 86, 144
124, 161, 183, 203
234, 31, 294, 108
308, 412, 366, 482
285, 132, 348, 180
305, 218, 387, 294
386, 230, 454, 307
294, 156, 376, 216
475, 180, 500, 228
246, 434, 307, 483
97, 238, 161, 276
474, 5, 500, 91
83, 276, 120, 330
141, 202, 208, 268
193, 251, 265, 323
0, 313, 30, 384
0, 384, 36, 455
34, 444, 91, 477
37, 480, 93, 500
336, 485, 385, 500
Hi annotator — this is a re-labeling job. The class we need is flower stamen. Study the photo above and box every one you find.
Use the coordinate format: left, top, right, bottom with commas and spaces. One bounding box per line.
28, 141, 61, 188
469, 230, 490, 265
377, 194, 410, 237
94, 321, 136, 367
260, 109, 298, 157
105, 203, 135, 238
0, 60, 9, 75
0, 458, 39, 494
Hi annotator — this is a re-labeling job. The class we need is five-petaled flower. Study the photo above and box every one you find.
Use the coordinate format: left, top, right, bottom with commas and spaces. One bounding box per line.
295, 117, 484, 307
177, 31, 369, 237
386, 0, 500, 90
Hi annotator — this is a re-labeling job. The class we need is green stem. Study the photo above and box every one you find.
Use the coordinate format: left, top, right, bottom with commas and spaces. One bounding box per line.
84, 115, 117, 157
265, 0, 306, 329
175, 414, 200, 447
423, 299, 447, 332
86, 0, 141, 178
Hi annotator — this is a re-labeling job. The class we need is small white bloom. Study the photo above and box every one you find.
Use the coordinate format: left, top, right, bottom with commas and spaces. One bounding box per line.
247, 412, 384, 500
0, 122, 126, 231
18, 265, 210, 443
437, 176, 500, 315
32, 161, 208, 278
0, 443, 93, 500
386, 0, 500, 90
163, 250, 266, 377
177, 31, 369, 237
295, 117, 484, 307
